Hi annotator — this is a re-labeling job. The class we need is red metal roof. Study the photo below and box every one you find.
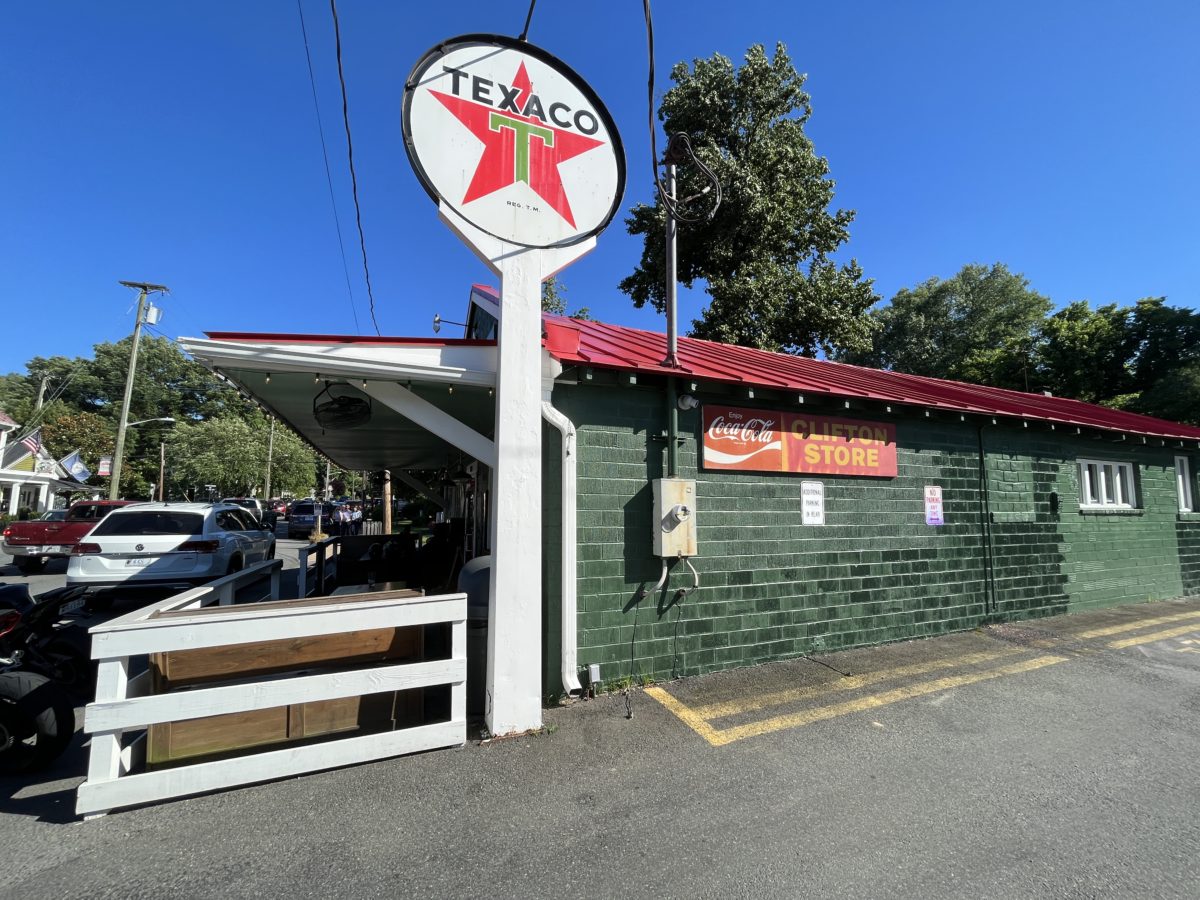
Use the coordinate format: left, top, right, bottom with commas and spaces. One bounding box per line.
542, 316, 1200, 441
200, 309, 1200, 441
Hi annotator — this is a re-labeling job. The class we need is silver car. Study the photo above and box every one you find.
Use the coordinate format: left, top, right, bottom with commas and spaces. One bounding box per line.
66, 502, 276, 588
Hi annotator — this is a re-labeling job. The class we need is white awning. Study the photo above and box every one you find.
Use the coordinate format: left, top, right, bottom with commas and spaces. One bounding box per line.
178, 335, 501, 471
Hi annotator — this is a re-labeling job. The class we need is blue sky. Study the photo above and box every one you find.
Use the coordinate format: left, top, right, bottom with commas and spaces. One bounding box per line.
3, 1, 1198, 374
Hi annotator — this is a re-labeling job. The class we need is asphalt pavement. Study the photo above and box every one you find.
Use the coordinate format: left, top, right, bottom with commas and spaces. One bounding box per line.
3, 589, 1199, 898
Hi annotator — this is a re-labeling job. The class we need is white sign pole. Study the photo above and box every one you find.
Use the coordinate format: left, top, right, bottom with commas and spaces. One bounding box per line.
440, 203, 595, 734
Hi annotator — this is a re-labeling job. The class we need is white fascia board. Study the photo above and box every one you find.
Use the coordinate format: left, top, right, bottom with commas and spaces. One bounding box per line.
178, 337, 497, 387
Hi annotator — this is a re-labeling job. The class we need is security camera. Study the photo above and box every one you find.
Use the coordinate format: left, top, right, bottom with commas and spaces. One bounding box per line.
677, 393, 700, 411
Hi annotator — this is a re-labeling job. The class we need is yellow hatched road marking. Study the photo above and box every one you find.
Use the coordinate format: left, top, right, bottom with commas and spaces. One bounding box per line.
644, 687, 723, 745
1075, 609, 1200, 640
693, 647, 1024, 720
1107, 623, 1200, 649
649, 655, 1068, 747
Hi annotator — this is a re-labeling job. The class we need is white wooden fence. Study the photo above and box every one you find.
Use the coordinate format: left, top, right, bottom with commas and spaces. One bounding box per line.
76, 560, 466, 818
296, 535, 342, 597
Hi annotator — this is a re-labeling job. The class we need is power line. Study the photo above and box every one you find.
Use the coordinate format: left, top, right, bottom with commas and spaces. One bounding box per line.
296, 0, 361, 335
328, 0, 382, 336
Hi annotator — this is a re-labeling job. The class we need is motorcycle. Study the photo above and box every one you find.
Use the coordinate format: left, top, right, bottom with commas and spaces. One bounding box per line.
0, 583, 92, 772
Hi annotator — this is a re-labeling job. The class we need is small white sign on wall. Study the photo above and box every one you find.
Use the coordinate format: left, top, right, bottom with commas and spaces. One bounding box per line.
801, 480, 825, 525
924, 484, 944, 526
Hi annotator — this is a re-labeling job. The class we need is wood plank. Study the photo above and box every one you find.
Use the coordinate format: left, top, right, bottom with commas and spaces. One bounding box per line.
291, 691, 397, 739
86, 659, 465, 732
148, 706, 289, 766
77, 719, 466, 816
152, 626, 421, 686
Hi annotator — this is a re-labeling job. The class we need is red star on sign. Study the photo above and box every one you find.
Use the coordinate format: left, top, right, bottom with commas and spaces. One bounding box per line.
430, 62, 605, 228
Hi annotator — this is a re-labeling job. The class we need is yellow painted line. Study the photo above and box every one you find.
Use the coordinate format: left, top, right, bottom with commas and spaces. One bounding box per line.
692, 647, 1025, 721
643, 686, 723, 745
648, 655, 1067, 747
1075, 609, 1200, 640
1107, 623, 1200, 649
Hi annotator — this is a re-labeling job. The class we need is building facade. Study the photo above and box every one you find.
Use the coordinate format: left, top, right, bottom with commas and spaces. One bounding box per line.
543, 375, 1200, 694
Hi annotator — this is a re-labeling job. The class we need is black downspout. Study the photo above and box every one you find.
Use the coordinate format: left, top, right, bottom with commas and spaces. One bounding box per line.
977, 424, 999, 616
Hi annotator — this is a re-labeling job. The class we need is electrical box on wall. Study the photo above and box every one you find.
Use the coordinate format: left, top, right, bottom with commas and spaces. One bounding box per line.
653, 478, 698, 557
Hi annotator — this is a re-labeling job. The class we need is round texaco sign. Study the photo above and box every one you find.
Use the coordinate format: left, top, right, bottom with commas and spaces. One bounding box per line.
403, 34, 625, 249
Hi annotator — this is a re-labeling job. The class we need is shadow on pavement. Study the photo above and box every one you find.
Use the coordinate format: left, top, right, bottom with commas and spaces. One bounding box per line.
0, 720, 89, 824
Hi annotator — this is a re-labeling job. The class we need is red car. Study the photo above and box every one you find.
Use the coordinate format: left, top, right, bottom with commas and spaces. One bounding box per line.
3, 500, 139, 574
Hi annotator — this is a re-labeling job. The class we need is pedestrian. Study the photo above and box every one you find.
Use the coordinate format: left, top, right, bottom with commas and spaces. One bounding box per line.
334, 503, 350, 537
351, 503, 363, 536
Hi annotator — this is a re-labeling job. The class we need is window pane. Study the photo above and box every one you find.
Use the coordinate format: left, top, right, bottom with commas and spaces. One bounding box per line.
1117, 466, 1132, 506
1086, 464, 1100, 504
93, 512, 204, 536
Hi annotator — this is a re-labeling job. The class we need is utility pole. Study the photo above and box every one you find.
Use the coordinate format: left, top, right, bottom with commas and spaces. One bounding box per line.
158, 442, 166, 501
34, 376, 49, 411
264, 418, 276, 500
110, 280, 169, 500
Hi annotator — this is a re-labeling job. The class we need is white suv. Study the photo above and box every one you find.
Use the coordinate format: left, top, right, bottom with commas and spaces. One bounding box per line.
66, 502, 276, 589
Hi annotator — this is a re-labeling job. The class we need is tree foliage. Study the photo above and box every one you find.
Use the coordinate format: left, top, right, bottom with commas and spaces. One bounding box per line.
540, 276, 590, 320
170, 414, 315, 499
0, 336, 318, 499
844, 262, 1200, 425
843, 264, 1053, 390
620, 43, 877, 355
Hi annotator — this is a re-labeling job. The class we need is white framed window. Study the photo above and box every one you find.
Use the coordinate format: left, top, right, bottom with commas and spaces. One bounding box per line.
1077, 458, 1137, 509
1177, 456, 1195, 513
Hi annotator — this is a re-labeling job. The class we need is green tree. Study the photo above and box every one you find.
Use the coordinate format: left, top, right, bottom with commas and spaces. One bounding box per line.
1035, 301, 1135, 403
169, 415, 315, 498
540, 276, 590, 320
1124, 298, 1200, 393
620, 43, 877, 355
1129, 361, 1200, 425
844, 263, 1052, 390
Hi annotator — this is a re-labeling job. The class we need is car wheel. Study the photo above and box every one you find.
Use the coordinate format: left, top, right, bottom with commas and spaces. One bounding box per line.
0, 671, 76, 772
267, 542, 276, 560
226, 555, 244, 575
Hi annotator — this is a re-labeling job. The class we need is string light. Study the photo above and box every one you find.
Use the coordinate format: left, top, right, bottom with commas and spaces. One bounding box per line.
265, 373, 271, 384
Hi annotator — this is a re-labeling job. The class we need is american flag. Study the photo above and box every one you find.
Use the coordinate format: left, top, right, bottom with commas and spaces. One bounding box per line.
19, 428, 41, 455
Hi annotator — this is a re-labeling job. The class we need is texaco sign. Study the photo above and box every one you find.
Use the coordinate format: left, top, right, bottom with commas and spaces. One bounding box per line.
403, 34, 625, 249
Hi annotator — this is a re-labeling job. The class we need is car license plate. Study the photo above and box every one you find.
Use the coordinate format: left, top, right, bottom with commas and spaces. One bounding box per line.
125, 557, 153, 567
59, 597, 86, 615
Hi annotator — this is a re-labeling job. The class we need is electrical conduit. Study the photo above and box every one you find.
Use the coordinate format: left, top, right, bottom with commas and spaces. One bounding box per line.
541, 398, 583, 694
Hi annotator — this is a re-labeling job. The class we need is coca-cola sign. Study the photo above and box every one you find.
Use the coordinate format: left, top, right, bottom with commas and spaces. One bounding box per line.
701, 405, 897, 477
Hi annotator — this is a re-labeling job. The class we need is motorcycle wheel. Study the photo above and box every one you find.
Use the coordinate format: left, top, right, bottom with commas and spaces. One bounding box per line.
0, 671, 76, 773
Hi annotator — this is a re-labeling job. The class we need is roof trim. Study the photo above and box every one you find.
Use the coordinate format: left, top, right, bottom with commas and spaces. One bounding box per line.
203, 331, 495, 347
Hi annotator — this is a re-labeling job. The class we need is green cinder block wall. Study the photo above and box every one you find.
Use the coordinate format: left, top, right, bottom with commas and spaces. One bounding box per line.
543, 377, 1200, 691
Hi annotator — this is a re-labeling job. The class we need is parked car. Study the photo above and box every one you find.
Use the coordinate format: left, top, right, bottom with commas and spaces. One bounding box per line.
221, 497, 277, 529
2, 500, 139, 574
66, 502, 276, 589
268, 499, 289, 519
287, 500, 334, 540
